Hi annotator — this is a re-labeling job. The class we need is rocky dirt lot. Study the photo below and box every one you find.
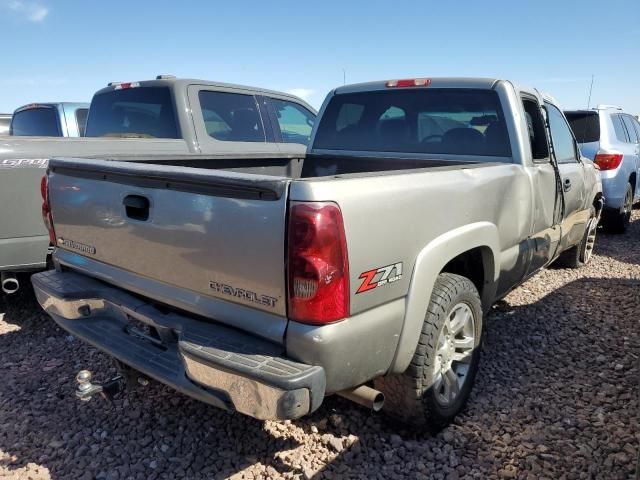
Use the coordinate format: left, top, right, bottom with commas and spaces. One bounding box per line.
0, 212, 638, 480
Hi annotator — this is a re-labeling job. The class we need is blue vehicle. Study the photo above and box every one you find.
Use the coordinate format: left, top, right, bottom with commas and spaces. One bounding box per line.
10, 102, 89, 137
565, 106, 640, 233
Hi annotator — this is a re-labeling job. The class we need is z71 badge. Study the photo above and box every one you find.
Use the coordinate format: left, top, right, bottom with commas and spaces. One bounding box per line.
356, 262, 403, 294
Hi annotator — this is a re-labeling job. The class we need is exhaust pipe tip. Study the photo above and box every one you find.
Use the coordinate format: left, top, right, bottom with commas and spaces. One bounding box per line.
370, 391, 385, 412
337, 385, 385, 412
1, 273, 19, 295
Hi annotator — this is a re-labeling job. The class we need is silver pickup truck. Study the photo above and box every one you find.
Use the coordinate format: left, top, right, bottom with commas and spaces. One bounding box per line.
0, 76, 315, 294
33, 78, 602, 427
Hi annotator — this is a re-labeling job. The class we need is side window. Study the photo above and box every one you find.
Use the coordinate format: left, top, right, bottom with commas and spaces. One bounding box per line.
521, 98, 549, 160
75, 108, 88, 137
621, 115, 639, 143
611, 114, 629, 143
545, 103, 578, 164
633, 118, 640, 141
270, 99, 315, 145
198, 91, 265, 142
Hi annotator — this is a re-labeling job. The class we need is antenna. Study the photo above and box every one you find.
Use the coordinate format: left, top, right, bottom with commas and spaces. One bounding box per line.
586, 74, 594, 109
342, 69, 346, 86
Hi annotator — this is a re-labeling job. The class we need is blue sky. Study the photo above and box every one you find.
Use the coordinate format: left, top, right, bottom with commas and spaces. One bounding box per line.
1, 0, 638, 113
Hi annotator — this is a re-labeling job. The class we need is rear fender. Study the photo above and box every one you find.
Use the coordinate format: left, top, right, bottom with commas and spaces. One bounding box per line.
389, 222, 500, 374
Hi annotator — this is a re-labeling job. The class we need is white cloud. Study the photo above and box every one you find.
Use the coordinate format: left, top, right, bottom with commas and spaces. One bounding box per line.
2, 0, 49, 22
286, 88, 316, 102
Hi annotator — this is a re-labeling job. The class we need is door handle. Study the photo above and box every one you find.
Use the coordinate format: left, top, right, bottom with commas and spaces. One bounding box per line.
123, 195, 150, 221
563, 178, 572, 192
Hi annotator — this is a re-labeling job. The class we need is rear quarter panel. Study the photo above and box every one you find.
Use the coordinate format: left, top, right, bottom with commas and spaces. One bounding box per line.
291, 163, 533, 372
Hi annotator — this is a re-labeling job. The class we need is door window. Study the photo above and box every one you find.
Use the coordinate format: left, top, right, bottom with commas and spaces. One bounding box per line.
621, 115, 639, 143
522, 98, 549, 160
632, 117, 640, 141
611, 114, 630, 143
270, 99, 315, 145
199, 91, 265, 142
545, 103, 578, 164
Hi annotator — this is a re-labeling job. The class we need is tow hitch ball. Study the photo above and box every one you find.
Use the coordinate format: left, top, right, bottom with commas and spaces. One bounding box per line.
75, 370, 126, 402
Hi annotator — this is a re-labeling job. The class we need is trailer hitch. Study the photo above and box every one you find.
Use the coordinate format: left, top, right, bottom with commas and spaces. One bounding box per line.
75, 361, 151, 403
75, 370, 126, 402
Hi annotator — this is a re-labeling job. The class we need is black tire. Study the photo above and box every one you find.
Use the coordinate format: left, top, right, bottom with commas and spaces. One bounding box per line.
374, 273, 482, 429
556, 206, 598, 269
603, 183, 633, 234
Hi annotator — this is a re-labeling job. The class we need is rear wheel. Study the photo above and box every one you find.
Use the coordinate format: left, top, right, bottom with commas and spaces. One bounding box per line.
374, 273, 482, 428
556, 206, 598, 268
603, 183, 632, 234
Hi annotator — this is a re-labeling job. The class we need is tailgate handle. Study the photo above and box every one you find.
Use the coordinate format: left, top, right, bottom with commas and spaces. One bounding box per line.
123, 195, 150, 221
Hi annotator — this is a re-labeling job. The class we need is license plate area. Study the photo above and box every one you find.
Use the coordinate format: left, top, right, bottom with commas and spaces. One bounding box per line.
124, 318, 169, 351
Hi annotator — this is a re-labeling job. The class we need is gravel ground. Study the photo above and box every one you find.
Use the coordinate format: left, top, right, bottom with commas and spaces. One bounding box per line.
1, 212, 638, 480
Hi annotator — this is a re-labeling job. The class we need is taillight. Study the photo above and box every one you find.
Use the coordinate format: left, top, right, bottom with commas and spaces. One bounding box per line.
40, 175, 56, 244
287, 202, 349, 324
594, 152, 623, 171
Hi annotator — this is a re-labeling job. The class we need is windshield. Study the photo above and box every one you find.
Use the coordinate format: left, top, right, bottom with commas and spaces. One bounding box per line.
85, 87, 179, 138
10, 107, 61, 136
313, 88, 511, 158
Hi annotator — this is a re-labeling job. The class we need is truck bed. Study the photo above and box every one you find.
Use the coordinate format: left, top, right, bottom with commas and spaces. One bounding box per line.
45, 154, 491, 344
100, 153, 485, 179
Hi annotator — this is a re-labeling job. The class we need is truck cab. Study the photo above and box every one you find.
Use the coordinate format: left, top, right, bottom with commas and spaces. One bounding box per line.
86, 77, 317, 154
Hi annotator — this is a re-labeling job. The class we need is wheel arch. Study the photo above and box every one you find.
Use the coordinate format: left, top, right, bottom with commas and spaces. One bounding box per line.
388, 222, 500, 374
593, 191, 604, 215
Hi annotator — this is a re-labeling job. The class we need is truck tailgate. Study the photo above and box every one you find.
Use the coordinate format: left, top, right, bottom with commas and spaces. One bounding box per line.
47, 158, 290, 339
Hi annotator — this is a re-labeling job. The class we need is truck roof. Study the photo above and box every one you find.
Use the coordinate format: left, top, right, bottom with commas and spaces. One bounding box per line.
333, 77, 501, 95
94, 77, 316, 112
565, 105, 625, 114
13, 102, 89, 114
327, 77, 561, 110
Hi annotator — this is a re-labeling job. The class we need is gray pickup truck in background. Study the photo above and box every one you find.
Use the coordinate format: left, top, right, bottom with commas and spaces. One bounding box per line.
10, 102, 89, 137
33, 77, 601, 427
0, 76, 316, 294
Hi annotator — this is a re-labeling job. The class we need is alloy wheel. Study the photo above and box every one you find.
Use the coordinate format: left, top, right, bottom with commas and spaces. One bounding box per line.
432, 303, 476, 407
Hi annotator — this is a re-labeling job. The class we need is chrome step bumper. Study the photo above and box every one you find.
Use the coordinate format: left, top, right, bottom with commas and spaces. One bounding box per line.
32, 269, 326, 420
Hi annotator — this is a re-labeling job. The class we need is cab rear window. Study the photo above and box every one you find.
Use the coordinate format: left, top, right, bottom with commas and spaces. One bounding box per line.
85, 87, 179, 139
565, 111, 600, 144
10, 107, 61, 136
313, 88, 511, 157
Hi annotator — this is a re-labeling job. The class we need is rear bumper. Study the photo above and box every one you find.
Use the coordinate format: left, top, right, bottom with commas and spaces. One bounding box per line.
600, 167, 631, 209
32, 269, 325, 420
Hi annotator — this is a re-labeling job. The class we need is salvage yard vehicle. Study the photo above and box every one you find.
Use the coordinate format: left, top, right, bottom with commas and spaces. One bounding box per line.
565, 106, 640, 233
0, 76, 316, 294
10, 102, 89, 137
0, 113, 11, 135
32, 77, 602, 427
